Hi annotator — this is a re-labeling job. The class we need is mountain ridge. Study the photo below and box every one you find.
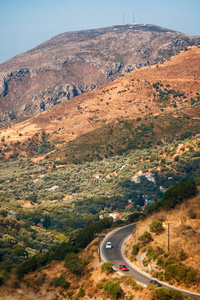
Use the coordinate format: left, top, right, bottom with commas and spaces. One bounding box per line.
0, 24, 199, 124
0, 46, 200, 159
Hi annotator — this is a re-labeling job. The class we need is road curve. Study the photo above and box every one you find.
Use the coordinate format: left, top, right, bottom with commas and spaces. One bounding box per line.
100, 223, 200, 299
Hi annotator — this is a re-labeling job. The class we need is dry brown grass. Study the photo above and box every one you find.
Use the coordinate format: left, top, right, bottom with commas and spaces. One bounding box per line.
125, 189, 200, 293
0, 239, 152, 300
1, 46, 200, 151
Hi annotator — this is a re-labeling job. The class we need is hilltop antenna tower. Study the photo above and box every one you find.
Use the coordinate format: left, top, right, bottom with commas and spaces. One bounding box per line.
123, 14, 124, 24
133, 14, 135, 23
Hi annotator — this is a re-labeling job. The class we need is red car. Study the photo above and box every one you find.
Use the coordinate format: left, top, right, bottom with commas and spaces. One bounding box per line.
119, 264, 129, 271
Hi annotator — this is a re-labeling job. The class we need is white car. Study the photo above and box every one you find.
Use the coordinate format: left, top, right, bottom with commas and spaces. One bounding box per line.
106, 242, 112, 249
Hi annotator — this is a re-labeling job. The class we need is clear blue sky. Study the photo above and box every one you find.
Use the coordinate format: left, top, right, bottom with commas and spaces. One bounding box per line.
0, 0, 200, 64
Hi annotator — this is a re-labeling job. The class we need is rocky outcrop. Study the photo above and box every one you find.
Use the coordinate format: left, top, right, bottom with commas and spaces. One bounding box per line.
0, 24, 199, 124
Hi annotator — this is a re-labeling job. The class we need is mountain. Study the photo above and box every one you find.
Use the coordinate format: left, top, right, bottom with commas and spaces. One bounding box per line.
0, 46, 200, 162
0, 24, 199, 124
0, 46, 199, 208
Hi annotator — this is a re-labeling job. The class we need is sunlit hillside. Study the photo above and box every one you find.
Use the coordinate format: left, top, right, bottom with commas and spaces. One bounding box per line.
126, 185, 200, 293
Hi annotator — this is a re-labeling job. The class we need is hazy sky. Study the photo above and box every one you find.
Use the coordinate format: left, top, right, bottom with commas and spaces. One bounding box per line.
0, 0, 200, 64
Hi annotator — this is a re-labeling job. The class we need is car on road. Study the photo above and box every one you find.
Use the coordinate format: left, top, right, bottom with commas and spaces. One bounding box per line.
106, 242, 112, 249
119, 264, 129, 271
150, 280, 162, 287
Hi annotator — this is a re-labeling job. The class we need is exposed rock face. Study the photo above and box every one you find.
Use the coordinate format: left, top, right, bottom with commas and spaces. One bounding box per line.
0, 24, 199, 124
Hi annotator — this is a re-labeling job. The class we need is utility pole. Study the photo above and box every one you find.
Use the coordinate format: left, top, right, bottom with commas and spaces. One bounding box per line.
96, 234, 104, 262
168, 223, 170, 252
166, 222, 173, 252
98, 239, 101, 262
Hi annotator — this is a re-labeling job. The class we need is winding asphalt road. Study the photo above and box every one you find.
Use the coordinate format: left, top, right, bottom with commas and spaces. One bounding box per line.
100, 223, 200, 299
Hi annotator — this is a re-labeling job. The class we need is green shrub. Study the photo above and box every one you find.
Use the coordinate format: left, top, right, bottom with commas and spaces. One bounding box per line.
101, 262, 113, 274
67, 291, 74, 299
165, 263, 198, 284
73, 218, 112, 249
174, 155, 179, 162
126, 212, 145, 223
64, 253, 88, 275
179, 250, 187, 261
166, 264, 178, 279
146, 202, 162, 215
103, 280, 123, 299
163, 259, 174, 268
151, 287, 183, 300
185, 269, 197, 284
138, 231, 153, 246
53, 275, 70, 289
149, 220, 164, 235
132, 242, 140, 256
180, 131, 192, 140
17, 256, 38, 278
161, 181, 197, 210
157, 257, 164, 266
0, 271, 7, 287
142, 260, 148, 267
78, 287, 85, 297
146, 246, 157, 260
13, 245, 28, 257
156, 247, 164, 256
189, 212, 197, 219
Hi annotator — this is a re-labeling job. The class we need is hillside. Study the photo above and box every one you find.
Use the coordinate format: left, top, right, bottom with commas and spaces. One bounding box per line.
0, 47, 199, 228
0, 24, 199, 124
0, 240, 151, 300
0, 185, 199, 300
0, 44, 200, 300
125, 186, 200, 293
0, 47, 199, 212
0, 46, 200, 161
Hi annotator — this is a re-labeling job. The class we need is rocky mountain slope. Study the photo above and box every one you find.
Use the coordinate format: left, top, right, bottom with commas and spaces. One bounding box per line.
0, 46, 200, 161
0, 24, 199, 124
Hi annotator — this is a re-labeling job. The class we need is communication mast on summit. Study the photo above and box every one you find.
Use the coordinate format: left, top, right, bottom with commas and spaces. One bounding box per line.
122, 13, 135, 25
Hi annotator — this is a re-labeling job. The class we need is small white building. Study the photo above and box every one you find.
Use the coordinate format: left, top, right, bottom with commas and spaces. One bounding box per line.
131, 171, 155, 184
109, 212, 122, 220
46, 185, 59, 191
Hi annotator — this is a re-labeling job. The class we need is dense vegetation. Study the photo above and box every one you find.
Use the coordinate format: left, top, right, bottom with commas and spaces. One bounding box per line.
0, 131, 199, 286
0, 178, 197, 287
0, 136, 199, 207
53, 108, 200, 164
17, 218, 111, 279
131, 180, 200, 290
144, 243, 199, 286
146, 180, 197, 214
